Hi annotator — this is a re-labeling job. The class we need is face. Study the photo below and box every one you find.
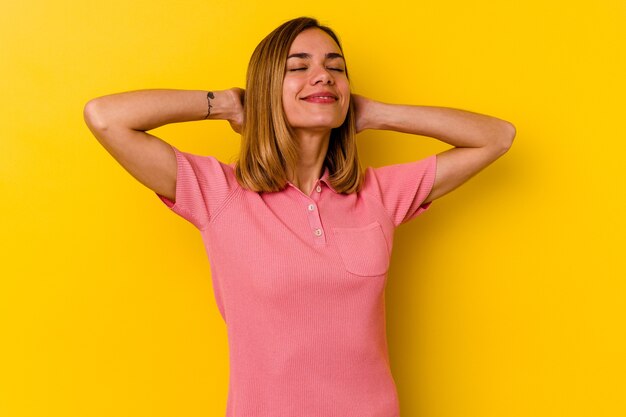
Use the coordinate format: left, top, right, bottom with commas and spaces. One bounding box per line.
282, 28, 350, 134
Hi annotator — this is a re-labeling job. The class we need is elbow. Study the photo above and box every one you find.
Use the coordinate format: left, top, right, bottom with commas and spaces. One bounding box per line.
83, 99, 104, 131
494, 122, 516, 156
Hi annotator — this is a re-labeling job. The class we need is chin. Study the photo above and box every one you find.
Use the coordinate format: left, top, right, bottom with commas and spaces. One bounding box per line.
300, 117, 345, 130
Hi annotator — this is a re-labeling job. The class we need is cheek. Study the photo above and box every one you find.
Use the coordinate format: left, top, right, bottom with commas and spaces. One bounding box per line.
337, 79, 351, 102
282, 81, 297, 105
335, 79, 347, 96
281, 89, 299, 126
282, 77, 300, 97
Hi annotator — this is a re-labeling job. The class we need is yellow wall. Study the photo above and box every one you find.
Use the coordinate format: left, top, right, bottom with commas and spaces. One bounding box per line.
1, 1, 624, 416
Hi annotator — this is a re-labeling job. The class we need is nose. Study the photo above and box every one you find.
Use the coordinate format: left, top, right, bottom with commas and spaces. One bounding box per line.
310, 66, 334, 85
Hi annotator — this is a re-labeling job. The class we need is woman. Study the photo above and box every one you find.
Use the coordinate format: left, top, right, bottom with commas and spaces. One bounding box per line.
84, 16, 514, 417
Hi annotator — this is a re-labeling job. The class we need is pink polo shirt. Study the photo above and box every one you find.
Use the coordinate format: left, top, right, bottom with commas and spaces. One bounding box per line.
157, 145, 437, 417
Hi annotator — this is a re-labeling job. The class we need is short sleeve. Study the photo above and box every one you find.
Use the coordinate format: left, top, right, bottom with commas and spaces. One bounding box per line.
362, 155, 437, 227
156, 145, 238, 230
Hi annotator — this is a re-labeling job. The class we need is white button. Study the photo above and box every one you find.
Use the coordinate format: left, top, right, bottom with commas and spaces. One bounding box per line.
314, 228, 322, 236
308, 204, 315, 211
315, 185, 322, 192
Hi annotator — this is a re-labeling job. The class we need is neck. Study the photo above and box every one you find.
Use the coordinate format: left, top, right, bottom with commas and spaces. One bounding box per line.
287, 129, 331, 195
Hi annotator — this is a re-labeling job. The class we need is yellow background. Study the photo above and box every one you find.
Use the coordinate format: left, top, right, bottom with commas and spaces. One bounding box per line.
1, 1, 624, 416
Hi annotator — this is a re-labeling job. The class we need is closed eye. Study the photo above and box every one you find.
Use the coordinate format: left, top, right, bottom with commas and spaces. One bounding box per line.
287, 67, 345, 72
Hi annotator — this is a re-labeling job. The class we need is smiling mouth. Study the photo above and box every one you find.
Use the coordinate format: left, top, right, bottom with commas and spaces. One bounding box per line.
301, 95, 338, 103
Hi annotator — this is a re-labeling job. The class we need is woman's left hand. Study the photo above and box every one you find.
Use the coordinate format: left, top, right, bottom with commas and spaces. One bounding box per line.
352, 93, 377, 134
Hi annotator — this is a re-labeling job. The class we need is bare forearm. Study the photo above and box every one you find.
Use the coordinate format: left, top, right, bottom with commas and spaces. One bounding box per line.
362, 100, 515, 148
84, 89, 238, 132
352, 94, 516, 203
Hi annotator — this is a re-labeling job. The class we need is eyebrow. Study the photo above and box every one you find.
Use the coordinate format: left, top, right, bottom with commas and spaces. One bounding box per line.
287, 52, 344, 60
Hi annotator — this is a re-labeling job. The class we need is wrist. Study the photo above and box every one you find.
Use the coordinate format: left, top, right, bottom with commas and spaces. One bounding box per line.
363, 100, 390, 131
202, 89, 240, 121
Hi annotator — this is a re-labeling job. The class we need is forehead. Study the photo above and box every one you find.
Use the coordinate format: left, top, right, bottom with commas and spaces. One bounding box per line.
288, 28, 341, 55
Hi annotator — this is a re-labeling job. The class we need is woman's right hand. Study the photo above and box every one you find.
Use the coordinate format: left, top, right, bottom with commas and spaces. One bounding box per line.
226, 87, 245, 134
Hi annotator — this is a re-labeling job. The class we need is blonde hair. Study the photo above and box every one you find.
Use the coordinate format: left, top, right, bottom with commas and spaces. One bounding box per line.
234, 17, 364, 194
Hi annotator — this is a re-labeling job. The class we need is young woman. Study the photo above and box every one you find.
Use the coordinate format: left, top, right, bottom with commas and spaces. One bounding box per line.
84, 16, 515, 417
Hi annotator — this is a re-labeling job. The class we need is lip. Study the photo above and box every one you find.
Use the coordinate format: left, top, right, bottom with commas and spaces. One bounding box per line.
300, 91, 338, 101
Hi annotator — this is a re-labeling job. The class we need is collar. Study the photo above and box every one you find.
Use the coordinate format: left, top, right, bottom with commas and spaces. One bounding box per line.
319, 165, 338, 193
286, 165, 338, 194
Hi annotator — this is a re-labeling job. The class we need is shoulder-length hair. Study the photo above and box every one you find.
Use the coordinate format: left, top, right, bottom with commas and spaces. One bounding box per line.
234, 17, 364, 194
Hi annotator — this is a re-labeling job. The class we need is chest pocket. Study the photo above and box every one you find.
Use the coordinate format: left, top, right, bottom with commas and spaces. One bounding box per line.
332, 221, 390, 277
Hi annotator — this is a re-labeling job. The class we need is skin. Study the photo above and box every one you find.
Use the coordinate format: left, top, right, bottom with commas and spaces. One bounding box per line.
281, 28, 351, 195
352, 94, 515, 203
83, 29, 515, 204
279, 27, 516, 200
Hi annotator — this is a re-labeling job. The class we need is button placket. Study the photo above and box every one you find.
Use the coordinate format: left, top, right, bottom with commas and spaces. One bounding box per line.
306, 182, 325, 245
286, 179, 327, 245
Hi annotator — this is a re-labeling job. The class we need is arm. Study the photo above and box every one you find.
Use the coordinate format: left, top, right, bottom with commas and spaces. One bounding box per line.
83, 88, 244, 202
353, 95, 516, 203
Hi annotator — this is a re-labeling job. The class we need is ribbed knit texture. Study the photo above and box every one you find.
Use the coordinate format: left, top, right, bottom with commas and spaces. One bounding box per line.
157, 145, 437, 417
